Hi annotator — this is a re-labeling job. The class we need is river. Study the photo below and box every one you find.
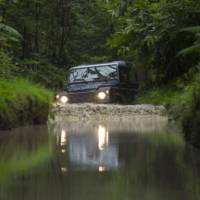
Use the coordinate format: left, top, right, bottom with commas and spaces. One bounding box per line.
0, 116, 200, 200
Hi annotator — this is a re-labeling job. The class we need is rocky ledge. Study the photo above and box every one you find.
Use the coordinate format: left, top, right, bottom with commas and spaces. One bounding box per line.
52, 103, 167, 120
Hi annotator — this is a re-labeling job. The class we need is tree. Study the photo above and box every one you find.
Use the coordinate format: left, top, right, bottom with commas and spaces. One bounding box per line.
107, 0, 200, 84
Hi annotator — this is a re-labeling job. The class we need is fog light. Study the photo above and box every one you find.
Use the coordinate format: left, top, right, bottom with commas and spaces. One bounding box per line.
98, 92, 106, 100
60, 96, 68, 103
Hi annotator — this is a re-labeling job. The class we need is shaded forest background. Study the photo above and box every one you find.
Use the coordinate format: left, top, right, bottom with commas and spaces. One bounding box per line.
1, 0, 200, 89
1, 0, 200, 145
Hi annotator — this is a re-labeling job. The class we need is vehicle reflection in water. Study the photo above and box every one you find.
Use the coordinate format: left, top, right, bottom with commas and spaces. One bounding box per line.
54, 117, 172, 173
58, 124, 119, 171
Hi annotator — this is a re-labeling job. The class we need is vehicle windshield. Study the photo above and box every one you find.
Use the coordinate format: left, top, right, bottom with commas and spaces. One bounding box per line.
68, 65, 118, 83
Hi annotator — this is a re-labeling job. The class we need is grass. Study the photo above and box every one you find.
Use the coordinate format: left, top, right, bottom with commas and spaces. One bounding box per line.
138, 82, 194, 107
137, 69, 200, 120
0, 78, 53, 129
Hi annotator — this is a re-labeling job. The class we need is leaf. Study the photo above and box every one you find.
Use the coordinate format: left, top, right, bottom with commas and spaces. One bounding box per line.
0, 23, 23, 41
178, 26, 200, 56
177, 44, 200, 56
181, 26, 200, 34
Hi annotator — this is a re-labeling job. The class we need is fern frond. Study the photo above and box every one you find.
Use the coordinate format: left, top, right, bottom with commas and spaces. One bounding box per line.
181, 26, 200, 34
0, 23, 23, 41
178, 44, 200, 56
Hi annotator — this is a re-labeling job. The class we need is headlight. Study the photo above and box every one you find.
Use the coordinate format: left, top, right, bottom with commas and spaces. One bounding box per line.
97, 92, 106, 100
56, 94, 60, 99
60, 96, 68, 103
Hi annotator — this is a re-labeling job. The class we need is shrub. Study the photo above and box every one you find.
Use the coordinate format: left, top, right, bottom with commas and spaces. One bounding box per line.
0, 51, 17, 78
0, 78, 53, 129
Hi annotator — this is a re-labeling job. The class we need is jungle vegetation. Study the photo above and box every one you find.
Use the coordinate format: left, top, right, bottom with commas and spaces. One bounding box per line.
0, 0, 200, 144
1, 0, 200, 85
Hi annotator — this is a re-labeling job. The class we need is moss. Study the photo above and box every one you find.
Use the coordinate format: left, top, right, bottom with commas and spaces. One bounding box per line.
0, 78, 53, 129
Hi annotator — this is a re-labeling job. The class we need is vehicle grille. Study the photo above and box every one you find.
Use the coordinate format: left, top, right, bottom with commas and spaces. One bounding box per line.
68, 92, 95, 103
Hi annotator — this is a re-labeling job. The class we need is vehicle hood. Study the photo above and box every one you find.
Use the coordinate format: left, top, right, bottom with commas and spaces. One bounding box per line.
67, 80, 119, 93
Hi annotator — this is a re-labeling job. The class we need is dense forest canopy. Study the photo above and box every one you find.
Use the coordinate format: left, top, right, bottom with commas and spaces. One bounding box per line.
1, 0, 200, 143
0, 0, 200, 88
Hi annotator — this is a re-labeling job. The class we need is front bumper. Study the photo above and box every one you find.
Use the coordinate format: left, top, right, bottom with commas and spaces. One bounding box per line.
56, 91, 110, 104
69, 91, 110, 103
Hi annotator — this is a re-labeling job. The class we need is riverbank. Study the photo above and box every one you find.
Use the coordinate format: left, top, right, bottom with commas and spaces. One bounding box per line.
0, 78, 53, 130
137, 70, 200, 148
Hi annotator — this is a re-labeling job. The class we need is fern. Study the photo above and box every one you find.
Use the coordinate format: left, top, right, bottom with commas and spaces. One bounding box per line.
178, 44, 200, 56
0, 23, 23, 42
178, 26, 200, 56
181, 26, 200, 34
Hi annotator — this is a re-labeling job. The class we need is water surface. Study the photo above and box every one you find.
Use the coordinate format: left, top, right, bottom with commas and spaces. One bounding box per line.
0, 116, 200, 200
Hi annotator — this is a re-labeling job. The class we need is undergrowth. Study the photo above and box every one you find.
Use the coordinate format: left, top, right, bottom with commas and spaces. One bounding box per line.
0, 78, 53, 129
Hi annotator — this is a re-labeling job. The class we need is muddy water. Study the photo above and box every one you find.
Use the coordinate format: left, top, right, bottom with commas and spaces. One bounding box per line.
0, 116, 200, 200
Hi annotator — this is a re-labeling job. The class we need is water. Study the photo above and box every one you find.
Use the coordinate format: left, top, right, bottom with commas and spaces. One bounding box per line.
0, 116, 200, 200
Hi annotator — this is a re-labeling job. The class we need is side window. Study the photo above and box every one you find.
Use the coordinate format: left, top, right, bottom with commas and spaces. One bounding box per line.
119, 67, 129, 83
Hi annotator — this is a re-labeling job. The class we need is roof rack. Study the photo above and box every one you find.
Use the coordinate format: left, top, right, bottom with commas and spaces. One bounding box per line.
70, 61, 127, 70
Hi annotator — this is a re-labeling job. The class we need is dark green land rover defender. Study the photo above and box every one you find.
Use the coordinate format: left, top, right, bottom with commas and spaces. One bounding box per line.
56, 61, 139, 104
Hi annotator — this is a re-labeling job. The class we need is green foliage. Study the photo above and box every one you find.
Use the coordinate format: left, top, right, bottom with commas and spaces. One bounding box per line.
1, 0, 200, 85
138, 67, 200, 119
1, 0, 114, 66
178, 26, 200, 56
107, 0, 200, 84
0, 0, 116, 95
0, 50, 66, 89
181, 64, 200, 148
0, 78, 53, 129
138, 64, 200, 148
138, 82, 194, 108
67, 0, 113, 64
0, 23, 22, 42
0, 50, 17, 77
0, 23, 22, 52
1, 0, 200, 140
18, 59, 67, 89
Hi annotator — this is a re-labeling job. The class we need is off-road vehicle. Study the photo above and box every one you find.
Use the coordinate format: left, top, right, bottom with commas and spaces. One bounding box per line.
56, 61, 138, 104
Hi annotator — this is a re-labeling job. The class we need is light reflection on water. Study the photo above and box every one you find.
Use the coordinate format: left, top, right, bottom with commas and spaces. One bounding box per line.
98, 125, 109, 151
0, 116, 200, 200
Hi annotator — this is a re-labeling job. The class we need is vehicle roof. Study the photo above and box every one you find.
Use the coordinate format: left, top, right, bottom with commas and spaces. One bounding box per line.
70, 61, 127, 70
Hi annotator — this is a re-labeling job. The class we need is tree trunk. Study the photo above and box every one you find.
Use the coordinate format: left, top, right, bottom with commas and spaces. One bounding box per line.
34, 1, 40, 54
